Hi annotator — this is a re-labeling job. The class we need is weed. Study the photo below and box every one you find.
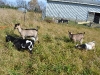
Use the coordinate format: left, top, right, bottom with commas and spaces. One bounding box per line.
6, 42, 13, 49
8, 70, 21, 75
43, 34, 52, 42
63, 36, 70, 42
80, 68, 99, 75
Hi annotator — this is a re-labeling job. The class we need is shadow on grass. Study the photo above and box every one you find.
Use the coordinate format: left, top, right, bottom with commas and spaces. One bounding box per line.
63, 36, 71, 42
55, 36, 71, 43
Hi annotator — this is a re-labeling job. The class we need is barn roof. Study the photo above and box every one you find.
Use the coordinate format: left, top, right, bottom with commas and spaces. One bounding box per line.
47, 0, 100, 6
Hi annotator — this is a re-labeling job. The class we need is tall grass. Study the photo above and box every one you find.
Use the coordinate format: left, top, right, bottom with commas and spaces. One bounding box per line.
0, 8, 100, 75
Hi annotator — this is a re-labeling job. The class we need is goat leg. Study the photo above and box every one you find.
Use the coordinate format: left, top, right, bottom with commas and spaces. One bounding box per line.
29, 50, 32, 54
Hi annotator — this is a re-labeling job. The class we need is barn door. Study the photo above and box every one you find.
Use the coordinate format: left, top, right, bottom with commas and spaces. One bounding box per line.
93, 13, 100, 24
87, 12, 95, 22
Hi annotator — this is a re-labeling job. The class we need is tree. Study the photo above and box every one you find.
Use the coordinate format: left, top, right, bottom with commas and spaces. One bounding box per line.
38, 0, 47, 10
28, 0, 41, 12
0, 0, 5, 6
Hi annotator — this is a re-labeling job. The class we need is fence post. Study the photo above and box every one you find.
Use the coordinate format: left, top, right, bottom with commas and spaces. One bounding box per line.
23, 10, 26, 26
75, 16, 77, 24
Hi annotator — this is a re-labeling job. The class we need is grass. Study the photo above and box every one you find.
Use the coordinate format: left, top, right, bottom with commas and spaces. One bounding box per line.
0, 8, 100, 75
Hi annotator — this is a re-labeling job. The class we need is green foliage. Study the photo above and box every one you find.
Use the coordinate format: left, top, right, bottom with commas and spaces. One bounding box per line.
43, 34, 52, 42
63, 64, 76, 74
5, 29, 14, 35
0, 5, 18, 9
6, 42, 13, 49
8, 70, 21, 75
80, 68, 99, 75
63, 36, 70, 42
26, 62, 34, 74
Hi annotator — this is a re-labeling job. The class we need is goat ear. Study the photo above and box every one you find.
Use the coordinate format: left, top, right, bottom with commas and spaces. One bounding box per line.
75, 44, 79, 48
68, 31, 70, 33
76, 44, 78, 46
18, 23, 20, 25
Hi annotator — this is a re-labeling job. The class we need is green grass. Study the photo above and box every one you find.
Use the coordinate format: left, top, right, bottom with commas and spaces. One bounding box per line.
0, 8, 100, 75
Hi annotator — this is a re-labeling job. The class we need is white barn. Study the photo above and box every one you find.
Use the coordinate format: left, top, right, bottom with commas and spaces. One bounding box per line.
42, 0, 100, 24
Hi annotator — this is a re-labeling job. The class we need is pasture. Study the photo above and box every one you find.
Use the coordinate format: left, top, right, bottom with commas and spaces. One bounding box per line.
0, 8, 100, 75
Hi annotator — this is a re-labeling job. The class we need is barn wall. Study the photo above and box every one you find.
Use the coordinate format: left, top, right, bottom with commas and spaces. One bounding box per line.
44, 1, 100, 22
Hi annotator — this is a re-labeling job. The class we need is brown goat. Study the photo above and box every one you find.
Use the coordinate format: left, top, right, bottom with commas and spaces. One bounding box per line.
14, 23, 38, 42
68, 31, 85, 44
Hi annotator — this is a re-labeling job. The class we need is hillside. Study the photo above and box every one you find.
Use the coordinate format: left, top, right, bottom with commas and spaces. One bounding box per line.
0, 8, 100, 75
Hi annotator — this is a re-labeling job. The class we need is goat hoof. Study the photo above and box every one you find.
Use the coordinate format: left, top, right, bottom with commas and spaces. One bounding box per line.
38, 41, 40, 43
29, 51, 32, 54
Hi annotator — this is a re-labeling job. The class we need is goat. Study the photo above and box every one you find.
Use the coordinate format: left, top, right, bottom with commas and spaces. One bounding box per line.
14, 23, 38, 42
6, 35, 35, 54
68, 31, 85, 44
58, 18, 69, 24
75, 41, 95, 51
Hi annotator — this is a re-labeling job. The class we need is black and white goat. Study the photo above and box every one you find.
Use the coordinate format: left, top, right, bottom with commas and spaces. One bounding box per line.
6, 35, 35, 54
14, 23, 38, 42
68, 31, 85, 44
75, 41, 95, 51
58, 18, 69, 24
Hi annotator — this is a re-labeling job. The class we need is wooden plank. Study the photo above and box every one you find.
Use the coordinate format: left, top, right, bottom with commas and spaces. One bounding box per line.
78, 21, 90, 24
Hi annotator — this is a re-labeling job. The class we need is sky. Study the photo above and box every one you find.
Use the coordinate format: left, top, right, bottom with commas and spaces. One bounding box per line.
6, 0, 46, 4
5, 0, 31, 6
5, 0, 47, 9
38, 0, 47, 10
6, 0, 31, 3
